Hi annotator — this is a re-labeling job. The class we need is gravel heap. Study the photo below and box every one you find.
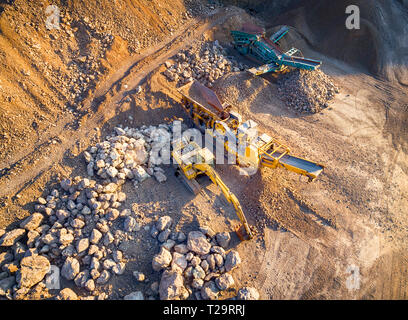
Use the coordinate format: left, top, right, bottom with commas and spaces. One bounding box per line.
147, 218, 258, 300
83, 122, 184, 186
277, 69, 340, 113
163, 41, 248, 88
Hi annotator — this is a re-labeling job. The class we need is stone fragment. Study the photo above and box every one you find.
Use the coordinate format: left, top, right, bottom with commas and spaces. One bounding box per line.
0, 229, 26, 247
187, 231, 211, 255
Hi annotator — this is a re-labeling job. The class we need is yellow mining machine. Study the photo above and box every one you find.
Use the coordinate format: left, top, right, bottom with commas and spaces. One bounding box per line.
172, 138, 253, 240
178, 80, 324, 181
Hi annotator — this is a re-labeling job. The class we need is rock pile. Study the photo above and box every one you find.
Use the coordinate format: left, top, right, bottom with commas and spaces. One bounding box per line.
149, 217, 245, 300
83, 122, 188, 186
277, 69, 340, 113
163, 41, 248, 88
0, 123, 178, 300
0, 172, 134, 299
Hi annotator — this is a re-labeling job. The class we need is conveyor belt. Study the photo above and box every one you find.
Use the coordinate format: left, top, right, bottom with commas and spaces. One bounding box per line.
261, 152, 324, 180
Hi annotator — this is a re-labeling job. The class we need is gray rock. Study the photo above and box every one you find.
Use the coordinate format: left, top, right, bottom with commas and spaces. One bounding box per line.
171, 252, 187, 271
90, 229, 103, 244
45, 265, 60, 290
237, 287, 260, 300
20, 213, 44, 231
162, 239, 176, 251
124, 291, 144, 300
215, 273, 235, 291
56, 209, 70, 221
103, 232, 114, 246
154, 171, 167, 183
0, 229, 26, 247
0, 276, 16, 296
112, 262, 126, 275
59, 230, 74, 246
152, 247, 172, 271
192, 278, 204, 290
150, 225, 159, 238
224, 250, 241, 272
41, 232, 57, 245
37, 197, 47, 205
26, 230, 40, 248
56, 288, 78, 300
106, 208, 120, 221
214, 253, 224, 268
114, 127, 126, 135
211, 246, 226, 255
216, 232, 230, 249
201, 280, 219, 300
187, 231, 211, 255
60, 179, 72, 191
85, 279, 95, 292
13, 242, 26, 261
123, 216, 138, 232
71, 218, 85, 229
174, 244, 188, 254
0, 252, 13, 268
96, 270, 111, 284
206, 254, 216, 270
157, 229, 171, 243
61, 257, 80, 280
201, 259, 209, 272
190, 256, 201, 267
192, 265, 206, 280
89, 267, 99, 280
90, 257, 100, 270
159, 270, 188, 300
62, 245, 76, 257
103, 259, 116, 270
74, 270, 90, 288
18, 254, 50, 289
156, 216, 172, 231
76, 238, 89, 253
112, 250, 123, 263
0, 271, 9, 280
103, 183, 118, 193
177, 232, 186, 243
150, 281, 159, 294
81, 206, 91, 215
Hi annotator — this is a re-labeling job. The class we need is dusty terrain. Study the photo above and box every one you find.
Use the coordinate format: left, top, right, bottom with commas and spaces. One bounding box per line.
1, 0, 408, 300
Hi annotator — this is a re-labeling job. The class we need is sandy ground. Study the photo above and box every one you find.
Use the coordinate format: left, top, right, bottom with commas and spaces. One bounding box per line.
1, 3, 408, 299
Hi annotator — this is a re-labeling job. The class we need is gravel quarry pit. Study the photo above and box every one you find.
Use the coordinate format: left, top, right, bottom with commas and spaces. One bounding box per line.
1, 0, 408, 300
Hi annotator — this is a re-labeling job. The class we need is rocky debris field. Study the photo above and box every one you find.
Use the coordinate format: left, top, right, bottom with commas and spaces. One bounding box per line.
125, 217, 259, 300
277, 69, 340, 113
151, 222, 245, 300
0, 122, 259, 300
163, 41, 248, 88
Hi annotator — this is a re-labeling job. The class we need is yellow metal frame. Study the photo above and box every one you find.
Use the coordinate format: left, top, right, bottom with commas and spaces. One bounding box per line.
178, 81, 324, 181
172, 140, 253, 240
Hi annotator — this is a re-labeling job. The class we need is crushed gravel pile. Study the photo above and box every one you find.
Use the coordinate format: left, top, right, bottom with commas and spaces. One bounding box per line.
163, 41, 248, 88
277, 69, 340, 113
